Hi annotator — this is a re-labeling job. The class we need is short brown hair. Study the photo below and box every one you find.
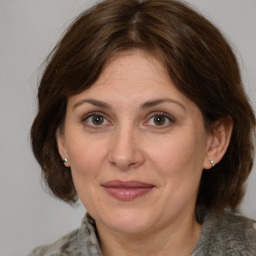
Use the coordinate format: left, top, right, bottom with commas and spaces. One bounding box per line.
31, 0, 255, 213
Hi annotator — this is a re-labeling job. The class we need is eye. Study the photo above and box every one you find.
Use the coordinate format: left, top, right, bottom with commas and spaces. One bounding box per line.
82, 112, 111, 127
146, 112, 175, 127
152, 115, 167, 126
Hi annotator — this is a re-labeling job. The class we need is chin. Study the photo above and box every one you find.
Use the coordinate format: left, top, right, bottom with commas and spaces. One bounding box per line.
96, 207, 155, 235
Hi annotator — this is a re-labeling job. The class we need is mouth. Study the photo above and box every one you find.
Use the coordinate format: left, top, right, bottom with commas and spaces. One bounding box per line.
101, 180, 155, 201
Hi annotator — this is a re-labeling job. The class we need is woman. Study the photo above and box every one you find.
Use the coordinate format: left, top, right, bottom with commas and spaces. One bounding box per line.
29, 0, 256, 255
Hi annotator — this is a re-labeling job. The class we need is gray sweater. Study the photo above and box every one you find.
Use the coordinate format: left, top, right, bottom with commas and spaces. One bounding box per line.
28, 211, 256, 256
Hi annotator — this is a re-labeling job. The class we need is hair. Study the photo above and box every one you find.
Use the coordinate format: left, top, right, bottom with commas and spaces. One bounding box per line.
31, 0, 255, 215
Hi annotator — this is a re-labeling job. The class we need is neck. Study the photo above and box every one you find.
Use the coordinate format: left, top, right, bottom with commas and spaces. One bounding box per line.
96, 213, 201, 256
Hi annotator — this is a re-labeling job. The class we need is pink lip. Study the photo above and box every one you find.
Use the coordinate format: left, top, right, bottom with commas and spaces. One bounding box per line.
102, 180, 155, 201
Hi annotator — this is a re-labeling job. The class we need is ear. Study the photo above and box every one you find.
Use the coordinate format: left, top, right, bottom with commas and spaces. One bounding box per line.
203, 116, 233, 169
56, 127, 70, 167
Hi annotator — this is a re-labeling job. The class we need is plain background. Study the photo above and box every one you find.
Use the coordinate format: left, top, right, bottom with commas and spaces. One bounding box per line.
0, 1, 255, 255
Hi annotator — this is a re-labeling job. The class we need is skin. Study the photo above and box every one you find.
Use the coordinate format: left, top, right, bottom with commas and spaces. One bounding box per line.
57, 50, 232, 256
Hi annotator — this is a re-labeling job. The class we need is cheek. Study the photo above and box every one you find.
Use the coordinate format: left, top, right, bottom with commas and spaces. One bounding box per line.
146, 131, 207, 193
149, 134, 206, 211
66, 136, 110, 212
148, 135, 203, 173
66, 134, 109, 179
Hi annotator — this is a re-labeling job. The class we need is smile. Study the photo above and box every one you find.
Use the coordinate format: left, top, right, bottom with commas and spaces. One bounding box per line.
102, 180, 155, 201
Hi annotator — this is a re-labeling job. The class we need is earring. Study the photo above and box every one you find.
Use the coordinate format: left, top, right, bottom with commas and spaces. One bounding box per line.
209, 160, 215, 167
63, 158, 68, 163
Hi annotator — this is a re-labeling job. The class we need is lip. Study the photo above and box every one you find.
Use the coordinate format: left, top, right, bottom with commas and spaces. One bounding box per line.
101, 180, 155, 201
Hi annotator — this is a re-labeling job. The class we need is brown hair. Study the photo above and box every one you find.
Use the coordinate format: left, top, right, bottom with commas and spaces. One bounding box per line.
31, 0, 255, 213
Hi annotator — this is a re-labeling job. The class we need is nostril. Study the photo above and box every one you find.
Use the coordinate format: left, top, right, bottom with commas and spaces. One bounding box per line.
109, 158, 136, 170
108, 152, 144, 170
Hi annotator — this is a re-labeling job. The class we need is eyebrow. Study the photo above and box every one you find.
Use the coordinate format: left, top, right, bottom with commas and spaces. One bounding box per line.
73, 99, 112, 110
73, 98, 185, 110
141, 98, 185, 110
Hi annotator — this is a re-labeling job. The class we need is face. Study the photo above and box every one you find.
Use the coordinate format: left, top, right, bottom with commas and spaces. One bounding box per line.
57, 51, 214, 236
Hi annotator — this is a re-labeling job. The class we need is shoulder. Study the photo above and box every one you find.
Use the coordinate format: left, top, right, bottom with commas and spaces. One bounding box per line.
193, 211, 256, 256
27, 214, 102, 256
27, 229, 80, 256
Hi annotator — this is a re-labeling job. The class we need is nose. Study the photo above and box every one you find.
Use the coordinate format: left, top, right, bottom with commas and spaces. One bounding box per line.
108, 126, 145, 170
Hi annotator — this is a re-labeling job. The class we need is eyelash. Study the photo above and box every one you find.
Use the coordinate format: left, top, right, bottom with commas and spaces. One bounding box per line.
81, 112, 111, 128
146, 112, 175, 128
81, 111, 175, 128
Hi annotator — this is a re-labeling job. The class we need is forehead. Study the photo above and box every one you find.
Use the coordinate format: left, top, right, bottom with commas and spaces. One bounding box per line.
96, 50, 167, 87
67, 50, 197, 115
77, 50, 184, 99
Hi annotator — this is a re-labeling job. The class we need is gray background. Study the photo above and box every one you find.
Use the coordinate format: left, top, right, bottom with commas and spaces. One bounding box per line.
0, 1, 255, 255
